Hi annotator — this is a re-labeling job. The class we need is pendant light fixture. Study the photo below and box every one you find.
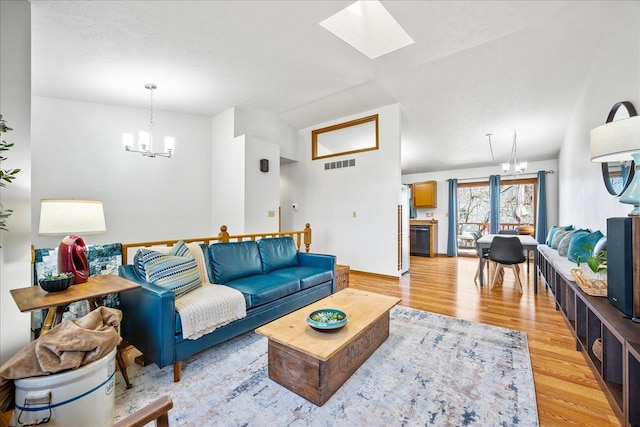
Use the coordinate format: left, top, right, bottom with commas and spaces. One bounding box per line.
123, 84, 174, 158
486, 132, 527, 176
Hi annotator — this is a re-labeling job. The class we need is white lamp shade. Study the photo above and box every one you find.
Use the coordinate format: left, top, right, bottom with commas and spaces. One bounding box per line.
38, 199, 107, 235
590, 115, 640, 162
122, 133, 134, 148
164, 136, 175, 152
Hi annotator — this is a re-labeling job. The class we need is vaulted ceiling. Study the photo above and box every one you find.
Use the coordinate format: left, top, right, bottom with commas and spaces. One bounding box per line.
30, 1, 617, 174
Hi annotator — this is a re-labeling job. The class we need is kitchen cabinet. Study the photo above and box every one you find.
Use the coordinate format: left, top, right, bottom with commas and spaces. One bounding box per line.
413, 181, 437, 208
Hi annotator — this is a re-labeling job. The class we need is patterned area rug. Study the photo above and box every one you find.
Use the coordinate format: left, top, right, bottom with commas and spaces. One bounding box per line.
114, 306, 538, 426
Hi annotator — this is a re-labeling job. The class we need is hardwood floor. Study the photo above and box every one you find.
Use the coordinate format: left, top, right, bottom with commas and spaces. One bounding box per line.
349, 255, 621, 427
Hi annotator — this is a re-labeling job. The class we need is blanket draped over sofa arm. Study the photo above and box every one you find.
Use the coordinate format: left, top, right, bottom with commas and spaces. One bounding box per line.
174, 242, 246, 340
0, 306, 122, 412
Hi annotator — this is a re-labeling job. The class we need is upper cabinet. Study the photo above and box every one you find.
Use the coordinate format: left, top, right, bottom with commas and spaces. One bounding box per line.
413, 181, 437, 208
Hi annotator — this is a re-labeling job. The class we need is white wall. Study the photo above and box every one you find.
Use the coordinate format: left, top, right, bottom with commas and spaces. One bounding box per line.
559, 2, 639, 232
30, 100, 285, 248
211, 108, 245, 233
244, 136, 280, 233
234, 108, 298, 161
400, 185, 410, 273
283, 103, 402, 277
1, 0, 32, 365
403, 159, 559, 254
31, 97, 213, 249
280, 159, 306, 232
211, 108, 282, 234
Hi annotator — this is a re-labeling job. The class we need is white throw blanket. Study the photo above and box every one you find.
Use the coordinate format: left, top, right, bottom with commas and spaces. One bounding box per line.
174, 243, 246, 340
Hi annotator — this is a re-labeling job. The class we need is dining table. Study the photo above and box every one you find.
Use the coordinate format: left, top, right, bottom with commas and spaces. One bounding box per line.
475, 234, 540, 293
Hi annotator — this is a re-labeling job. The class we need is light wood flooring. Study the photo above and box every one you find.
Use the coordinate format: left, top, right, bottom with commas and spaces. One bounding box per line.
348, 255, 621, 427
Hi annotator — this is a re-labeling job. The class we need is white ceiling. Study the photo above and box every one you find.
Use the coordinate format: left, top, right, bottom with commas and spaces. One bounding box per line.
30, 0, 617, 174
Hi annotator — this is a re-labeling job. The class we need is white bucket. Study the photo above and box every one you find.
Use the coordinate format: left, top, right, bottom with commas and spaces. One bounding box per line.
12, 347, 116, 427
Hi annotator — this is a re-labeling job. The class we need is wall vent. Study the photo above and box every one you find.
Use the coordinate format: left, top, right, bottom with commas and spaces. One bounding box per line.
324, 159, 356, 170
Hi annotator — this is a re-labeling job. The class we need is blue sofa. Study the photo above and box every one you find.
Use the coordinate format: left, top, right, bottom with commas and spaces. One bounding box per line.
118, 237, 336, 381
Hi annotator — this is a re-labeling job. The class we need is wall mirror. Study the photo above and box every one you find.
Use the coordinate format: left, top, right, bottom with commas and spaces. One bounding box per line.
312, 114, 379, 160
601, 101, 636, 196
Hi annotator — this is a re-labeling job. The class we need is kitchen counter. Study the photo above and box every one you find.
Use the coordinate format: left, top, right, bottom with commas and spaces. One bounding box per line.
410, 220, 438, 226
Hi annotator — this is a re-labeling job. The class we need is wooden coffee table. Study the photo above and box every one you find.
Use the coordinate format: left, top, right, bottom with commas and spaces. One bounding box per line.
255, 288, 400, 406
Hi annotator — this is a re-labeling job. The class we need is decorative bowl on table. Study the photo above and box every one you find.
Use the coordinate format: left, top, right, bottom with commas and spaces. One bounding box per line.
307, 308, 348, 330
38, 273, 75, 292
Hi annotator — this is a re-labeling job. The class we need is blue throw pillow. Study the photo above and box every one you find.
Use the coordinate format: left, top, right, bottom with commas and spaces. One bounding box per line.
134, 240, 201, 298
134, 240, 192, 279
545, 225, 573, 246
170, 240, 192, 257
559, 229, 589, 257
568, 230, 604, 263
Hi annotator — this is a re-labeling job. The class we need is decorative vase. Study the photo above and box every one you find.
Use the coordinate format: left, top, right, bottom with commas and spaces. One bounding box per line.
619, 152, 640, 216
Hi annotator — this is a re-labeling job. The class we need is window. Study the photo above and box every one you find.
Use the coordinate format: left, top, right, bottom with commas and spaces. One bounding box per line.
457, 178, 536, 252
311, 114, 379, 160
499, 180, 535, 228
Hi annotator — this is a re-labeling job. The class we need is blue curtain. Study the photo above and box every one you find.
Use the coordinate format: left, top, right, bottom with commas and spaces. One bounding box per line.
535, 170, 548, 243
489, 175, 500, 234
447, 179, 458, 257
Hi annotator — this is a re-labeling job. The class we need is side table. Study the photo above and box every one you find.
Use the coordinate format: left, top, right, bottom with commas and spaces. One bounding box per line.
10, 274, 140, 389
335, 264, 350, 292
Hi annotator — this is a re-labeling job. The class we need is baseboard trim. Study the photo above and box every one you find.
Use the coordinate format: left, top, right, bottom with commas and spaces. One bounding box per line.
349, 270, 399, 280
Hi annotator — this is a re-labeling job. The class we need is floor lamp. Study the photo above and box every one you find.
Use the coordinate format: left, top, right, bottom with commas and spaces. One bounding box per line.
38, 199, 107, 284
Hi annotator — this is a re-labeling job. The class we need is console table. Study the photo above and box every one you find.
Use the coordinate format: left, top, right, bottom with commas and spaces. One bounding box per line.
10, 274, 140, 389
538, 249, 640, 426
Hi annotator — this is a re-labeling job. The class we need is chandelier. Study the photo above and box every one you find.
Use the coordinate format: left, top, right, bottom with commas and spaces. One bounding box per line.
486, 131, 527, 176
122, 84, 174, 158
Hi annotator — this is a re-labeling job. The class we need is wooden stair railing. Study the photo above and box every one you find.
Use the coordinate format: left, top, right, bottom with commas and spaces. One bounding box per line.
113, 395, 173, 427
121, 224, 312, 265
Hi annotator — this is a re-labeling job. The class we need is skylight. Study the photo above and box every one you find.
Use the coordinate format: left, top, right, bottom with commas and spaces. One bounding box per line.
319, 0, 414, 59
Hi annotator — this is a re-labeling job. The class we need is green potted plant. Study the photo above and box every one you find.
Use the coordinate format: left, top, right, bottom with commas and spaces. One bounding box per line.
571, 244, 607, 296
578, 245, 607, 277
0, 114, 21, 233
38, 272, 75, 292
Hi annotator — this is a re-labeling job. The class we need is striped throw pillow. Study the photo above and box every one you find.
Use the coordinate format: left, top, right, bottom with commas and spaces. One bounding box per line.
134, 240, 202, 298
